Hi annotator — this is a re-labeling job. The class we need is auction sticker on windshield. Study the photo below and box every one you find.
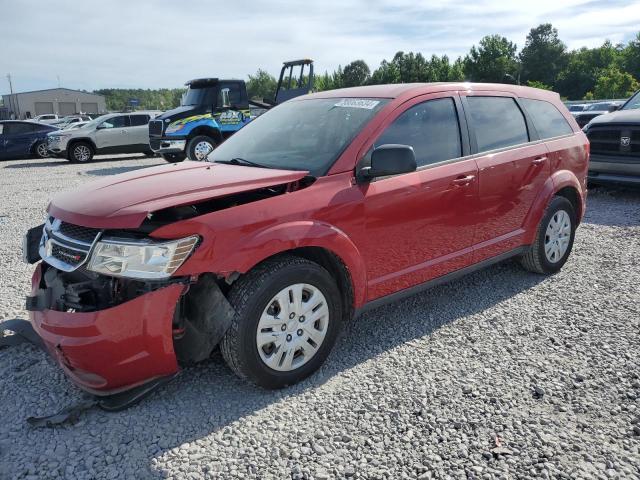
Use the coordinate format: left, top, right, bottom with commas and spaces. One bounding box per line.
334, 99, 381, 109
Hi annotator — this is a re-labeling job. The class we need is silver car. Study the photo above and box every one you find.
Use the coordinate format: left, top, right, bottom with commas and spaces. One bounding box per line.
47, 112, 160, 162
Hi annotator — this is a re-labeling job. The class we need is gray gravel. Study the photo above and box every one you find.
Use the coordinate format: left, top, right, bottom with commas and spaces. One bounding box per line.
1, 155, 639, 480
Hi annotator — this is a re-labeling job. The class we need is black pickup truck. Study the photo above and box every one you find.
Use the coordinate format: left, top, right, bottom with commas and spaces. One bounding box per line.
584, 90, 640, 186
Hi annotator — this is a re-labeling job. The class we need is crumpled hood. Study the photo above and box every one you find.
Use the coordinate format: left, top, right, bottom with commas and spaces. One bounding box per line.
588, 109, 640, 126
48, 161, 308, 229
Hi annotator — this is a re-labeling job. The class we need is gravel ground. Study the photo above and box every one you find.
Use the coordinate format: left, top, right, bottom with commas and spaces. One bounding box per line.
1, 155, 639, 480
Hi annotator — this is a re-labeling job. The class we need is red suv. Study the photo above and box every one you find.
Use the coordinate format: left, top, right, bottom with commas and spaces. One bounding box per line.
24, 83, 588, 397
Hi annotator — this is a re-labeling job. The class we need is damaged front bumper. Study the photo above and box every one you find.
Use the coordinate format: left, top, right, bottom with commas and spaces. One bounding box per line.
27, 263, 184, 395
25, 262, 235, 398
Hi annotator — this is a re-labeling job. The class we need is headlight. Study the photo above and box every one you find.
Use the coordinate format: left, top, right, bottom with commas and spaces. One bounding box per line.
165, 123, 184, 134
87, 235, 199, 279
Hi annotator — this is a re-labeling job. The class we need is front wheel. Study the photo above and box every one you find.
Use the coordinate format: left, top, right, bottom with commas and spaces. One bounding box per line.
220, 256, 343, 389
520, 196, 576, 274
67, 142, 94, 163
186, 135, 217, 161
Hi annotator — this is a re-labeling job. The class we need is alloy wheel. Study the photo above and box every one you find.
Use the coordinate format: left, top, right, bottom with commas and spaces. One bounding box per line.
36, 143, 49, 158
255, 283, 329, 372
544, 209, 571, 263
74, 145, 91, 162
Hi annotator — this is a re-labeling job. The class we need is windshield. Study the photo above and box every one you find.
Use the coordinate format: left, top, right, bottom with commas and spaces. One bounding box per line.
622, 91, 640, 110
182, 86, 217, 106
208, 98, 388, 176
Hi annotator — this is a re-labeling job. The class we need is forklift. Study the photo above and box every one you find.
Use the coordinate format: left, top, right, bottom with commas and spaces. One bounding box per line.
149, 59, 314, 162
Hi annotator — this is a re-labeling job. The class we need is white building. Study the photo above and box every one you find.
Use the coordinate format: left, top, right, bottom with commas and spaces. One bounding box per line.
2, 88, 106, 119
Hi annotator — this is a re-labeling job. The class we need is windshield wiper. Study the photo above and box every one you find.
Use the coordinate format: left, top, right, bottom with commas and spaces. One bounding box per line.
216, 157, 272, 169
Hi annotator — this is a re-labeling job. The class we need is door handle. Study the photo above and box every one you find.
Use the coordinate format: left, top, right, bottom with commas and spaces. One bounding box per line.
451, 175, 475, 186
532, 156, 548, 165
121, 129, 128, 134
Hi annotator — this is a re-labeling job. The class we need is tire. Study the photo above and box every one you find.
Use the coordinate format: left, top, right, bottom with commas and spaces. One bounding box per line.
520, 196, 576, 274
186, 135, 217, 161
162, 153, 186, 163
220, 255, 343, 389
33, 141, 49, 159
143, 150, 156, 158
67, 141, 94, 163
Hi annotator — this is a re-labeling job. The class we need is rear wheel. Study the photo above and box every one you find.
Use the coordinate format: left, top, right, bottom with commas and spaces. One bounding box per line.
33, 141, 49, 159
520, 196, 576, 274
162, 153, 186, 163
220, 256, 343, 389
67, 142, 94, 163
186, 135, 217, 161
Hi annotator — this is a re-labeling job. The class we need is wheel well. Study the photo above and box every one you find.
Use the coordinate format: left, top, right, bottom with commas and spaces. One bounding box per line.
555, 186, 581, 224
188, 127, 222, 144
67, 138, 96, 153
232, 247, 355, 322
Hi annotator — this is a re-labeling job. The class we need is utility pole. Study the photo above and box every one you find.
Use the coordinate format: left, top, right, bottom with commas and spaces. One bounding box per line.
6, 73, 13, 94
57, 75, 61, 88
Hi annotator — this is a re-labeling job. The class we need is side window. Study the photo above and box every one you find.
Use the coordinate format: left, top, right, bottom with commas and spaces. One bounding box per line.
520, 98, 573, 139
375, 97, 462, 168
466, 97, 529, 152
9, 123, 34, 134
101, 116, 127, 129
129, 115, 150, 126
220, 83, 243, 107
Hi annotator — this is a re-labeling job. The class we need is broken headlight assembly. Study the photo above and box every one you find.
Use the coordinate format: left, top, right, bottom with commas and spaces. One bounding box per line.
87, 235, 199, 280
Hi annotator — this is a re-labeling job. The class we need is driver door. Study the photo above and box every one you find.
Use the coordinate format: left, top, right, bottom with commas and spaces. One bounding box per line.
95, 115, 130, 150
358, 94, 480, 301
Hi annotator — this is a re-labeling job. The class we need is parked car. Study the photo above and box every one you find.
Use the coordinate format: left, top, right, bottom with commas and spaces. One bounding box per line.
23, 83, 588, 401
584, 90, 640, 186
52, 115, 92, 128
0, 120, 58, 160
574, 101, 623, 127
46, 112, 160, 162
32, 114, 60, 124
567, 103, 587, 116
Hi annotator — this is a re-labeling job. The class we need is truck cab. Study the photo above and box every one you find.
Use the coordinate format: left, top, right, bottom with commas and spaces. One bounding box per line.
149, 59, 314, 162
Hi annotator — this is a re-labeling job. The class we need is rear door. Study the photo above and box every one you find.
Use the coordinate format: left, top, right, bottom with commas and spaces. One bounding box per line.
2, 122, 37, 158
460, 92, 550, 262
95, 115, 130, 150
128, 114, 151, 148
359, 93, 480, 301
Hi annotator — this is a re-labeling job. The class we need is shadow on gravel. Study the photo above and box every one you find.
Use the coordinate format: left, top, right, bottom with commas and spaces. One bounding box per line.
583, 185, 640, 227
3, 160, 66, 168
132, 259, 546, 477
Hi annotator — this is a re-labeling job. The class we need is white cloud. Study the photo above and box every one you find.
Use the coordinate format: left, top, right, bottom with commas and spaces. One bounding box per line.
1, 0, 639, 93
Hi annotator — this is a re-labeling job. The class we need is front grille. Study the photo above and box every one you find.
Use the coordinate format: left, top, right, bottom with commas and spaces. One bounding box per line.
588, 126, 640, 159
40, 218, 103, 272
58, 222, 102, 244
51, 243, 87, 268
149, 120, 164, 137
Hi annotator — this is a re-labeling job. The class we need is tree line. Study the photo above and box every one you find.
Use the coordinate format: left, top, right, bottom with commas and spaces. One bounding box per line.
95, 24, 640, 111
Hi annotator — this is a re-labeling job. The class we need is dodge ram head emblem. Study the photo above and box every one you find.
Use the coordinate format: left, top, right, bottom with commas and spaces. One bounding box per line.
620, 136, 631, 146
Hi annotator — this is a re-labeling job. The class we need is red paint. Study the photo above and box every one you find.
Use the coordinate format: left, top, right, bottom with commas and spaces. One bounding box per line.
33, 83, 588, 393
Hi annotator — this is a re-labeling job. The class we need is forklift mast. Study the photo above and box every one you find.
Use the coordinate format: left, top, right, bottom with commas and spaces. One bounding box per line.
274, 59, 314, 104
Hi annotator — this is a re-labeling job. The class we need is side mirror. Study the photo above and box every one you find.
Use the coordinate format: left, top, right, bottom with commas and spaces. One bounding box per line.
608, 105, 620, 112
220, 88, 231, 109
96, 123, 106, 130
359, 144, 417, 180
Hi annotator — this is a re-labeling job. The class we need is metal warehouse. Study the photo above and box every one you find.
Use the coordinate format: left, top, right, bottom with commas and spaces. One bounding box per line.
1, 88, 106, 119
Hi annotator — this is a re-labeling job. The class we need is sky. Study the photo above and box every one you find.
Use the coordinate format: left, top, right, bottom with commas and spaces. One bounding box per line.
1, 0, 640, 95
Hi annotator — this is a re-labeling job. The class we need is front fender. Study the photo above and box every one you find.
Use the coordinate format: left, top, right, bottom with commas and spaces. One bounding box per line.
165, 115, 220, 137
221, 221, 368, 308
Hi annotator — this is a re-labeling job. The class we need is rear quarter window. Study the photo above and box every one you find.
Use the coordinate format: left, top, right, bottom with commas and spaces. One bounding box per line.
521, 98, 573, 139
466, 97, 529, 153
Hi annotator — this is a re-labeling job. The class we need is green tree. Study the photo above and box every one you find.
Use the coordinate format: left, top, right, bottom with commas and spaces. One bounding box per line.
342, 60, 371, 87
246, 69, 277, 101
590, 66, 639, 98
621, 32, 640, 80
526, 80, 552, 90
519, 24, 567, 88
463, 35, 519, 82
